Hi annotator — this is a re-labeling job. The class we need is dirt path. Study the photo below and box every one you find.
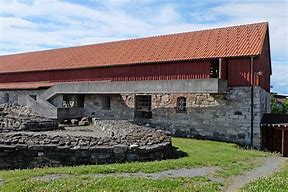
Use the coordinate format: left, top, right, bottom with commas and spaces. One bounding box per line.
0, 178, 4, 186
92, 167, 218, 179
32, 166, 218, 181
224, 156, 286, 192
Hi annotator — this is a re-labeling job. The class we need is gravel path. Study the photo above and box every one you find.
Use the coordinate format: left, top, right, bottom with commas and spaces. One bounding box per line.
0, 178, 4, 186
31, 166, 218, 181
33, 174, 70, 181
92, 167, 218, 179
224, 156, 286, 192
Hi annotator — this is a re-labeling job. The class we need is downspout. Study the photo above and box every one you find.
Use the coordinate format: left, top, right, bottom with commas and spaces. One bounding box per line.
219, 58, 222, 79
250, 56, 254, 147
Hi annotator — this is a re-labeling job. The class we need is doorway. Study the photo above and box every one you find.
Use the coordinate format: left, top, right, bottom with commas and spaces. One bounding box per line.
135, 95, 152, 119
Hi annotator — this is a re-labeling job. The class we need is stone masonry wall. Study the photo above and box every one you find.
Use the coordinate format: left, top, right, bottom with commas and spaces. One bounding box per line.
1, 86, 270, 148
84, 94, 134, 120
79, 86, 269, 147
0, 142, 171, 169
150, 86, 270, 147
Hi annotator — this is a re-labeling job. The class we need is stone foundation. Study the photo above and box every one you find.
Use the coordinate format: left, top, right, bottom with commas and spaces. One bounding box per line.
0, 142, 171, 169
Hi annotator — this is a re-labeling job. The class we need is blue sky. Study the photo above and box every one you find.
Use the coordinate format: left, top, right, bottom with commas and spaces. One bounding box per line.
0, 0, 287, 95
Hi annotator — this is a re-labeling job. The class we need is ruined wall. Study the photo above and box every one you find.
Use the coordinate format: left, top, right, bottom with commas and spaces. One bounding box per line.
150, 86, 270, 147
84, 94, 134, 120
0, 142, 171, 169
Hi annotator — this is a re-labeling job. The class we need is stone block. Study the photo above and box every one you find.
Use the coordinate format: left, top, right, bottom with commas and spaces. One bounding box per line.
113, 144, 128, 154
127, 153, 139, 161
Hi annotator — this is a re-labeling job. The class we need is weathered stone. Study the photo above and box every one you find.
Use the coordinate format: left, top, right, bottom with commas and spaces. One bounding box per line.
238, 133, 246, 139
127, 153, 139, 161
0, 104, 58, 132
113, 144, 128, 154
71, 119, 78, 126
129, 144, 139, 150
151, 86, 270, 148
78, 117, 89, 126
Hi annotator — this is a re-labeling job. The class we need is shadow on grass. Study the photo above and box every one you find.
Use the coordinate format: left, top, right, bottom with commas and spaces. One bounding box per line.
170, 146, 188, 159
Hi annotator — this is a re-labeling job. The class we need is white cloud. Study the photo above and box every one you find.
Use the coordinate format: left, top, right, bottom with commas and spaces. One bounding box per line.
0, 0, 287, 94
153, 4, 182, 24
209, 2, 288, 60
271, 63, 288, 95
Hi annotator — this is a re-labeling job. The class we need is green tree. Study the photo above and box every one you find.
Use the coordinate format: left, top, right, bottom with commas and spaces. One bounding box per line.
271, 94, 288, 114
283, 99, 288, 114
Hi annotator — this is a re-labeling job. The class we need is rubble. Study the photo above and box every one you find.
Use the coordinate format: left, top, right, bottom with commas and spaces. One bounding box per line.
0, 103, 58, 132
0, 120, 170, 148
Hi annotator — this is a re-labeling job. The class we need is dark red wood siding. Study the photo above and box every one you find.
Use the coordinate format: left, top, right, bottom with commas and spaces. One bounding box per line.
0, 60, 210, 83
220, 58, 227, 80
227, 58, 252, 87
226, 33, 271, 91
255, 34, 271, 91
0, 32, 271, 93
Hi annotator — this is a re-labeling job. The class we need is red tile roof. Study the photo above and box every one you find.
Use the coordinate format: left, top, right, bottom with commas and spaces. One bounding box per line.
0, 22, 268, 74
0, 82, 55, 90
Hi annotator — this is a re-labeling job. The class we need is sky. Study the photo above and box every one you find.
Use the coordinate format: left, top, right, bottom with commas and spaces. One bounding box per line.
0, 0, 287, 95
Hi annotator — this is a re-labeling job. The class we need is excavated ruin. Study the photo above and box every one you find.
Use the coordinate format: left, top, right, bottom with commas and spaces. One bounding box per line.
0, 104, 172, 169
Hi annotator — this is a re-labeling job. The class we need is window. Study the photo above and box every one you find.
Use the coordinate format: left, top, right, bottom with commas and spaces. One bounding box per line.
4, 93, 9, 103
210, 59, 219, 78
102, 96, 111, 110
63, 95, 84, 108
177, 97, 186, 113
135, 95, 152, 118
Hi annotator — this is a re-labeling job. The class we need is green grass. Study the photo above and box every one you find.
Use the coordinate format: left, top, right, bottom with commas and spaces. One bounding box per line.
242, 160, 288, 192
0, 138, 269, 192
3, 176, 223, 192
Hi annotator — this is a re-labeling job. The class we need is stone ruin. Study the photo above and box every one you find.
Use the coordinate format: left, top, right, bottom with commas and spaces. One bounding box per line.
0, 103, 58, 132
0, 104, 172, 169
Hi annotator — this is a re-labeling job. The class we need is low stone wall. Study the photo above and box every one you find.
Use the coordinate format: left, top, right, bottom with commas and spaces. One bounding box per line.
0, 142, 171, 169
0, 119, 172, 169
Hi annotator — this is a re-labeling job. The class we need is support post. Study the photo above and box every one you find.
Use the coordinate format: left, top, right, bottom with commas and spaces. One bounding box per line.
219, 58, 222, 79
250, 56, 254, 147
281, 129, 285, 156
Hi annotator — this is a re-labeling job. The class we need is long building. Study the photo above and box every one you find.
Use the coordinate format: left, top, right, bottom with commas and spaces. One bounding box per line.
0, 22, 271, 147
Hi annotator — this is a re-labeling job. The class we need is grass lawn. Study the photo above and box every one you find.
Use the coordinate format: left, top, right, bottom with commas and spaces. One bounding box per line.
0, 138, 269, 192
242, 160, 288, 192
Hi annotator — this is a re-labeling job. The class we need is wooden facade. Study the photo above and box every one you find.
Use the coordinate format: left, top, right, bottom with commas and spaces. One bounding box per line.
261, 125, 288, 157
0, 23, 271, 92
261, 114, 288, 157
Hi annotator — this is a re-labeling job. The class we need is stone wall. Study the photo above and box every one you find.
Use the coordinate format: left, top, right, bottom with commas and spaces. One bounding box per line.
0, 142, 171, 169
83, 94, 134, 120
150, 86, 270, 147
52, 86, 269, 147
0, 86, 270, 148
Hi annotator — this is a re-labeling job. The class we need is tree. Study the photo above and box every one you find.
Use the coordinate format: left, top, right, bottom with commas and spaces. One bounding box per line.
283, 99, 288, 114
271, 94, 288, 114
